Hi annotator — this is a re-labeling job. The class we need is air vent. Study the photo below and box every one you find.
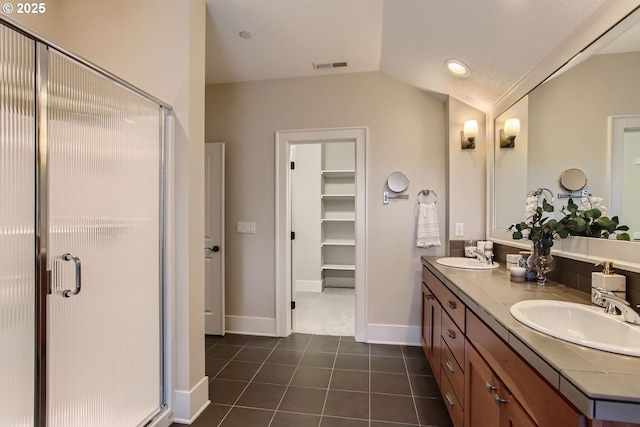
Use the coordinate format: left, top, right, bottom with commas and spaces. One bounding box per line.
312, 61, 349, 70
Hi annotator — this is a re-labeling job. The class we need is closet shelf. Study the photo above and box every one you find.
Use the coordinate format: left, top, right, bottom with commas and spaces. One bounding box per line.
321, 169, 355, 177
322, 264, 356, 271
321, 194, 355, 200
321, 218, 355, 223
321, 239, 355, 246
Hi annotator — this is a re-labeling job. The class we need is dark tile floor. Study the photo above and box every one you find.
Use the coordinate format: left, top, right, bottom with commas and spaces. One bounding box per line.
171, 333, 453, 427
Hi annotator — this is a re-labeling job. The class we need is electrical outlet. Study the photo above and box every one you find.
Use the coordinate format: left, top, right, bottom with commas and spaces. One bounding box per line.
455, 223, 464, 237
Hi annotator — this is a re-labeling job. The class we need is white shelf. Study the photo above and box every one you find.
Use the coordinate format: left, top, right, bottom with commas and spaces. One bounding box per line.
321, 218, 355, 223
322, 264, 356, 271
321, 194, 355, 199
321, 239, 355, 246
321, 169, 355, 177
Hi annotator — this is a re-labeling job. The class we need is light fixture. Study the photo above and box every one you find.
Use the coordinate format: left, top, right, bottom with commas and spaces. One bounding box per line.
461, 120, 478, 149
445, 59, 470, 78
500, 118, 520, 148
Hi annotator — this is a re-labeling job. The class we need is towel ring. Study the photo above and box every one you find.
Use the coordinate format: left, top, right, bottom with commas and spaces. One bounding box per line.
528, 187, 554, 203
417, 189, 438, 204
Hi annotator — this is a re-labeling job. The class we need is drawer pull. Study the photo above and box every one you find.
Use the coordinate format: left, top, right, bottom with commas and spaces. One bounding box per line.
447, 300, 457, 309
494, 394, 507, 406
445, 360, 455, 373
446, 329, 456, 339
445, 392, 455, 407
485, 382, 497, 393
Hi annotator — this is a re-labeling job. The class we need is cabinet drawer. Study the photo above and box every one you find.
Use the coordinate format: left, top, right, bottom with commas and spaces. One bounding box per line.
422, 266, 465, 332
441, 311, 464, 367
440, 366, 464, 427
441, 340, 464, 407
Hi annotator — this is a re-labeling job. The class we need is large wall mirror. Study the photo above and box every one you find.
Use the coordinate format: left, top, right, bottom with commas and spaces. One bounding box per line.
490, 4, 640, 269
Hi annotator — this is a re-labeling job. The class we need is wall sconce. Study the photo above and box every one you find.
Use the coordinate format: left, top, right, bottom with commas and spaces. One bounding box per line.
461, 120, 478, 149
500, 118, 520, 148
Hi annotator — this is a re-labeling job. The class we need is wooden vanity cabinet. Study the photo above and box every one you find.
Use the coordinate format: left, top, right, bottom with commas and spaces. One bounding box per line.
421, 265, 586, 427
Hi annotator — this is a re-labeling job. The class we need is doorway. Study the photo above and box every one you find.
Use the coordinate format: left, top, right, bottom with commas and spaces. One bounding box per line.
291, 142, 356, 335
610, 115, 640, 240
275, 127, 367, 341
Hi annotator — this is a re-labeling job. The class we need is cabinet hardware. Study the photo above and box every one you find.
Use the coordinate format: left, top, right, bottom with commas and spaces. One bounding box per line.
426, 294, 433, 300
445, 360, 455, 373
447, 300, 457, 309
446, 329, 456, 339
485, 382, 497, 393
494, 394, 507, 406
445, 392, 455, 407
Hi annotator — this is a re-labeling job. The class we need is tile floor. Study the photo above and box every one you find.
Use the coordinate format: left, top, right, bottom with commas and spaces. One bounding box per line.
172, 333, 453, 427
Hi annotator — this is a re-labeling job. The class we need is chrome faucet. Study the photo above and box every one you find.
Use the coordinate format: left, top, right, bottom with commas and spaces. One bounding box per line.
475, 250, 494, 265
592, 287, 640, 325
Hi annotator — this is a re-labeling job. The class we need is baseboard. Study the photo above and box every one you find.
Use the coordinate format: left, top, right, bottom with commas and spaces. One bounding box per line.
225, 315, 276, 336
295, 279, 324, 293
172, 376, 210, 424
367, 323, 421, 346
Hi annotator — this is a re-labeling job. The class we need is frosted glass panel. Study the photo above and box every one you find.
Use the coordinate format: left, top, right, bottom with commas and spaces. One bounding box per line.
46, 49, 162, 427
0, 24, 35, 427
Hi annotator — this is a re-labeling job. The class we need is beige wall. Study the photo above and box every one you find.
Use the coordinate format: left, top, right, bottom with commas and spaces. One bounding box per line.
206, 71, 447, 339
5, 0, 207, 420
447, 97, 487, 243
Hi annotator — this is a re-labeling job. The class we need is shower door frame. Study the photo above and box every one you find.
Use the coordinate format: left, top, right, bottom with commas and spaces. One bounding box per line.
1, 16, 173, 427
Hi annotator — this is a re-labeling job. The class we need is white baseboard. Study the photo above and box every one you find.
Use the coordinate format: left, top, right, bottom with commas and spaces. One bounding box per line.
225, 315, 276, 336
366, 324, 421, 346
296, 279, 324, 293
172, 376, 210, 424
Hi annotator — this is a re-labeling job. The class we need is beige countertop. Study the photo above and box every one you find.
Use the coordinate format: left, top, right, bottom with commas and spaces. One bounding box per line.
421, 256, 640, 424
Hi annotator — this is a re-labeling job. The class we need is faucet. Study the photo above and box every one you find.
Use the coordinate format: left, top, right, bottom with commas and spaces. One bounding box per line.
592, 287, 640, 325
475, 250, 494, 265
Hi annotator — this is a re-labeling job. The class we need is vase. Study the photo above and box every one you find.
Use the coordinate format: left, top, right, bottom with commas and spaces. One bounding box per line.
527, 241, 556, 285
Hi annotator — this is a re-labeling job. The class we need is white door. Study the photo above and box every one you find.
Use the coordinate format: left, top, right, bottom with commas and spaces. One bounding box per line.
205, 142, 225, 335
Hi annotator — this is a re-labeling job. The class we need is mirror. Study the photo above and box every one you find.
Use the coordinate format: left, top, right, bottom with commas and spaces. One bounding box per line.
560, 168, 587, 192
493, 6, 640, 242
387, 171, 409, 193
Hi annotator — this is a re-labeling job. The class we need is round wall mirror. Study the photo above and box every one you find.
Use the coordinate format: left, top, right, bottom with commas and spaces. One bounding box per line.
560, 168, 587, 191
387, 171, 409, 193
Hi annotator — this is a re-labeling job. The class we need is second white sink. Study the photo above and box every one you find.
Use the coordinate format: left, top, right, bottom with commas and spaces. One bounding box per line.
436, 257, 499, 270
510, 300, 640, 357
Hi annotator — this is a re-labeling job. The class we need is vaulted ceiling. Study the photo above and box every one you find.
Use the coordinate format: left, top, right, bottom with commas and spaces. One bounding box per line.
205, 0, 609, 111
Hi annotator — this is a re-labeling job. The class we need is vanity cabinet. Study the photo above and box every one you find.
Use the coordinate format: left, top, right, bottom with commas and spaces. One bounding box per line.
421, 265, 585, 427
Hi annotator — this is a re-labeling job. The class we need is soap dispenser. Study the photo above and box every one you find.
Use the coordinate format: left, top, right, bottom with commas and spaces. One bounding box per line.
591, 261, 626, 307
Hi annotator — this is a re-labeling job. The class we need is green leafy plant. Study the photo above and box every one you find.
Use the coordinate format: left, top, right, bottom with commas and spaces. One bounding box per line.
509, 197, 568, 248
560, 197, 630, 240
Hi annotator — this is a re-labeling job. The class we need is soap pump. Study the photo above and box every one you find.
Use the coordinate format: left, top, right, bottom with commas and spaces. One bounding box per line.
591, 261, 626, 307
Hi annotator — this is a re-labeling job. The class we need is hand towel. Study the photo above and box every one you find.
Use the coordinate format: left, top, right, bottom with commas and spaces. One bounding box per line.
416, 202, 441, 248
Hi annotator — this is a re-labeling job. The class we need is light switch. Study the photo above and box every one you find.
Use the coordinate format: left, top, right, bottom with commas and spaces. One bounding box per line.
236, 222, 256, 234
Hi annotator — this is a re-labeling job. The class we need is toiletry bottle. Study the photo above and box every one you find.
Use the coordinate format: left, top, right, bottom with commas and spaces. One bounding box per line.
519, 251, 537, 281
591, 261, 626, 307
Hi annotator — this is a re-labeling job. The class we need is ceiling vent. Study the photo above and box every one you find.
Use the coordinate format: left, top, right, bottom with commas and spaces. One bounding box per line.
312, 61, 349, 70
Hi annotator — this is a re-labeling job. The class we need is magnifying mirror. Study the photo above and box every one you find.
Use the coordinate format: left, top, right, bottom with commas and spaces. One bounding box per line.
387, 171, 409, 193
560, 168, 587, 191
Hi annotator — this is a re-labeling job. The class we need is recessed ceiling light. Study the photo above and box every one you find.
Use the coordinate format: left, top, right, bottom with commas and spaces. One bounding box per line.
239, 31, 252, 39
445, 59, 470, 78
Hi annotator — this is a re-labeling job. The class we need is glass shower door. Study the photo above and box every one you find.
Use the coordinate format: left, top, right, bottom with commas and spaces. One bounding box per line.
0, 23, 36, 427
45, 47, 164, 427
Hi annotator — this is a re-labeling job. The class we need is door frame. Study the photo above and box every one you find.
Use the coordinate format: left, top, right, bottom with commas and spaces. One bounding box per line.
275, 127, 367, 341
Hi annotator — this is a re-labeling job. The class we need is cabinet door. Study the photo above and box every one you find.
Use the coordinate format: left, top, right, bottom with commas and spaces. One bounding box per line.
499, 390, 537, 427
465, 342, 501, 427
421, 283, 441, 383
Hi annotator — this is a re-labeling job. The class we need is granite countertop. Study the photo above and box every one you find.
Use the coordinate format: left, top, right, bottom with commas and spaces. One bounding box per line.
421, 256, 640, 424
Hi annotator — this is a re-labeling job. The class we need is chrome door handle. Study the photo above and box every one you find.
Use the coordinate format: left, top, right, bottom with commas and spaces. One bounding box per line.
61, 253, 81, 298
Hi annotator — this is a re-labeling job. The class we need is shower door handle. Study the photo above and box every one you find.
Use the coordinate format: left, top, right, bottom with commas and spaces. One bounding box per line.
61, 253, 82, 298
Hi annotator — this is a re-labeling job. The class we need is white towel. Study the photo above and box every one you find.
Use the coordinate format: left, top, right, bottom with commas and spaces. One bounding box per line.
416, 202, 441, 248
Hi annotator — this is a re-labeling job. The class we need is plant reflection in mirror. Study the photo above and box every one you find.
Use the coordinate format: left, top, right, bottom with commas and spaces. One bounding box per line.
509, 196, 568, 248
560, 196, 630, 240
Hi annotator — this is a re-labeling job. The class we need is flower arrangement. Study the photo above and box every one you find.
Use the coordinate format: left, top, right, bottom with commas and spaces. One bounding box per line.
559, 196, 630, 240
508, 195, 568, 248
509, 192, 630, 246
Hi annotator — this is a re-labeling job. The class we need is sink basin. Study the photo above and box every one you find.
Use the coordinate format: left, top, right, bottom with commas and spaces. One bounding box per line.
510, 300, 640, 357
436, 257, 499, 270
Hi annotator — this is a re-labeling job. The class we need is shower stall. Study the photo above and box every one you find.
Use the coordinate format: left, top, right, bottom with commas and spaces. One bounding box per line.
1, 19, 170, 427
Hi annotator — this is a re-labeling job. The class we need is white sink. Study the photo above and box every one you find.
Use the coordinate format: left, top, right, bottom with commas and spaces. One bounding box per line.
436, 257, 499, 270
510, 300, 640, 357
